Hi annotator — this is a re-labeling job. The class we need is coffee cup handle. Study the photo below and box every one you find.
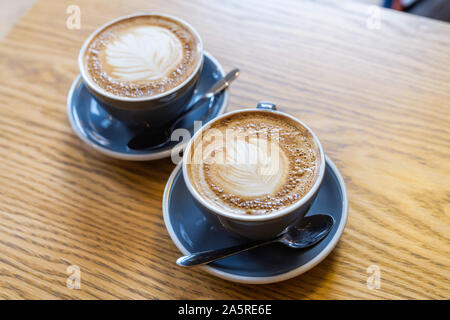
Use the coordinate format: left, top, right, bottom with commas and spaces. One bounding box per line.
256, 101, 277, 110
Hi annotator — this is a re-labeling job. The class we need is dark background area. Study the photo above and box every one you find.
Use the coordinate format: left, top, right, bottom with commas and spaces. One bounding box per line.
383, 0, 450, 22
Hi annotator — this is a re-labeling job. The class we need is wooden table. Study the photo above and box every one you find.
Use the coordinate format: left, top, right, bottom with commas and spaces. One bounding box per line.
0, 0, 448, 300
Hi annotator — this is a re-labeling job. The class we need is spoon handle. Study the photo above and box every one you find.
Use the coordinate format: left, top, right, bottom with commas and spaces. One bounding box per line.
169, 68, 240, 130
203, 68, 240, 99
176, 239, 275, 267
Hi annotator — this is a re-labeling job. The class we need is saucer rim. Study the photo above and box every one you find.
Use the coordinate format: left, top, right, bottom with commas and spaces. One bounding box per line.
162, 155, 349, 284
67, 51, 228, 161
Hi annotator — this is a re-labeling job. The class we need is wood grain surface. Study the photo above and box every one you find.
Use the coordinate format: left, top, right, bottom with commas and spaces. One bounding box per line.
0, 0, 35, 40
0, 0, 449, 299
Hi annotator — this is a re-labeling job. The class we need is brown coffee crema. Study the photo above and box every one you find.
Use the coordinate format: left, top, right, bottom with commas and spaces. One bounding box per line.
83, 15, 200, 98
187, 111, 320, 215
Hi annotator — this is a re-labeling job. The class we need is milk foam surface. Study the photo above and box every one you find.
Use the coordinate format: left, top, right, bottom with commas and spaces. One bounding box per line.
84, 15, 200, 98
187, 112, 319, 215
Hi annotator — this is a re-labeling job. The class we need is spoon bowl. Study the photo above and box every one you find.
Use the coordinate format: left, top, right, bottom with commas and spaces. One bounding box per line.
280, 214, 335, 249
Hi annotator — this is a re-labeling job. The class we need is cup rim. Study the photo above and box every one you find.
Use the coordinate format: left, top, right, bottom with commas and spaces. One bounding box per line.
182, 108, 326, 222
78, 12, 204, 102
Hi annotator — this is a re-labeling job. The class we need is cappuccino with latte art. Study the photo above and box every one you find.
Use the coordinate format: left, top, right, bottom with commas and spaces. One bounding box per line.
186, 111, 320, 216
83, 15, 201, 98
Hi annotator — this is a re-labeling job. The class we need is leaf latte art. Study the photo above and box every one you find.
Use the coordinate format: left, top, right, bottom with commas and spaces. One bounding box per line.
105, 26, 183, 82
187, 111, 320, 215
206, 138, 288, 198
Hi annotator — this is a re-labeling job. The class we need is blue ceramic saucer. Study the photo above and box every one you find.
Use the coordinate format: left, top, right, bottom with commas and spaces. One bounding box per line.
163, 155, 348, 284
67, 52, 228, 161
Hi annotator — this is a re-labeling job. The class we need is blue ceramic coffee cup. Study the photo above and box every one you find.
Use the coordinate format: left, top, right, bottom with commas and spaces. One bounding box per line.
182, 102, 326, 240
78, 13, 204, 129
